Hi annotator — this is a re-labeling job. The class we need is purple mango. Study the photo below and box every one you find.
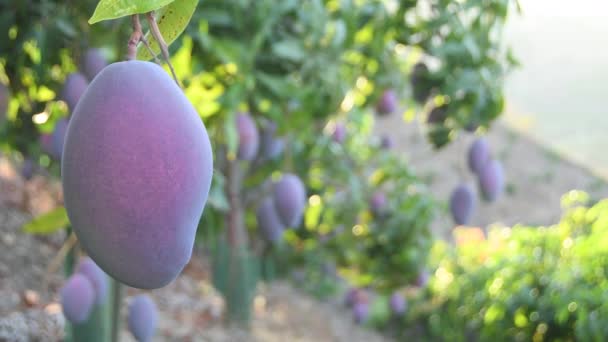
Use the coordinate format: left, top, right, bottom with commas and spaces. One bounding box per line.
478, 159, 505, 202
410, 62, 431, 104
389, 292, 407, 315
353, 301, 369, 324
263, 138, 284, 160
236, 113, 260, 161
62, 61, 213, 289
332, 123, 346, 143
75, 257, 109, 305
345, 288, 368, 308
465, 121, 479, 132
61, 72, 89, 112
128, 294, 158, 342
376, 89, 398, 115
369, 191, 387, 216
427, 105, 447, 124
273, 173, 306, 227
39, 133, 54, 156
416, 270, 430, 287
60, 274, 95, 324
260, 121, 284, 160
468, 138, 490, 174
380, 135, 393, 149
256, 197, 285, 242
345, 288, 358, 307
449, 183, 475, 225
81, 48, 108, 81
21, 158, 35, 180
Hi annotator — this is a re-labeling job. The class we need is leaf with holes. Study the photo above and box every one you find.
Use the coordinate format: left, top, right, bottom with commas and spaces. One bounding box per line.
137, 0, 199, 60
22, 206, 69, 234
89, 0, 176, 24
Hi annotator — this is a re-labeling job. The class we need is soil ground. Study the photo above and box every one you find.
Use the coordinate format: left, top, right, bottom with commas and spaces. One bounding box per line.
1, 116, 607, 341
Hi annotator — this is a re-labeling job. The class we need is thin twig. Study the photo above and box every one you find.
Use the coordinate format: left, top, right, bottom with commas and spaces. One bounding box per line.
145, 11, 180, 86
127, 15, 143, 60
44, 232, 77, 285
139, 35, 161, 64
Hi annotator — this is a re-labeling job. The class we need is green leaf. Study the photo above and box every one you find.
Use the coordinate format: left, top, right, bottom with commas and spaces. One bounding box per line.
89, 0, 176, 24
207, 173, 230, 212
22, 206, 69, 235
271, 40, 305, 62
137, 0, 199, 60
224, 110, 238, 158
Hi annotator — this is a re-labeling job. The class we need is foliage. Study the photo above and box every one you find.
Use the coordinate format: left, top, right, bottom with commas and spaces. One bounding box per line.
21, 206, 69, 234
402, 191, 608, 341
0, 0, 518, 327
0, 0, 517, 164
284, 109, 435, 292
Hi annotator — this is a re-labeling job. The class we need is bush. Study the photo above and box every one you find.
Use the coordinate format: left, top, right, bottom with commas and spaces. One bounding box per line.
408, 191, 608, 341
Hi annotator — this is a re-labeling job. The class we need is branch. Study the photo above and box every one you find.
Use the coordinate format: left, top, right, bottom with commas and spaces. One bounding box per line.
127, 15, 143, 60
139, 35, 161, 64
226, 157, 248, 248
145, 11, 180, 86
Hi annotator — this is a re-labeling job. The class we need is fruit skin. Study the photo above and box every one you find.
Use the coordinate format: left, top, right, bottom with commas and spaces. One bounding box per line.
344, 288, 360, 307
61, 72, 89, 112
389, 292, 407, 315
369, 191, 387, 216
51, 118, 69, 160
376, 89, 398, 115
62, 61, 213, 289
478, 159, 505, 202
260, 121, 284, 160
427, 105, 447, 124
21, 158, 35, 180
236, 113, 260, 161
75, 257, 109, 305
262, 138, 284, 160
39, 133, 55, 157
410, 62, 432, 104
465, 121, 479, 132
60, 274, 95, 324
416, 270, 430, 287
128, 294, 158, 342
273, 173, 306, 227
468, 138, 490, 174
256, 197, 285, 242
450, 183, 475, 225
332, 123, 346, 143
353, 301, 369, 324
0, 83, 8, 123
380, 135, 393, 149
81, 48, 107, 81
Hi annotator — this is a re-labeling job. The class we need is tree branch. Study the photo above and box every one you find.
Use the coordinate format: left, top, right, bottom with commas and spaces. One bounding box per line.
127, 15, 143, 60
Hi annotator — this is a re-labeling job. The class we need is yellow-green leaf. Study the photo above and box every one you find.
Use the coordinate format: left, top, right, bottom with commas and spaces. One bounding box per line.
89, 0, 176, 24
22, 206, 69, 235
137, 0, 199, 60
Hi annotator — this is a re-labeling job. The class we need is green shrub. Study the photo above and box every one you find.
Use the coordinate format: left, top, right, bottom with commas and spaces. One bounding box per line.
408, 191, 608, 341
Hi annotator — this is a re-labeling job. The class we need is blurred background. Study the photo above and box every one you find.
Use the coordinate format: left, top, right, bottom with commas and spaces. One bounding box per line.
1, 0, 608, 341
504, 0, 608, 178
